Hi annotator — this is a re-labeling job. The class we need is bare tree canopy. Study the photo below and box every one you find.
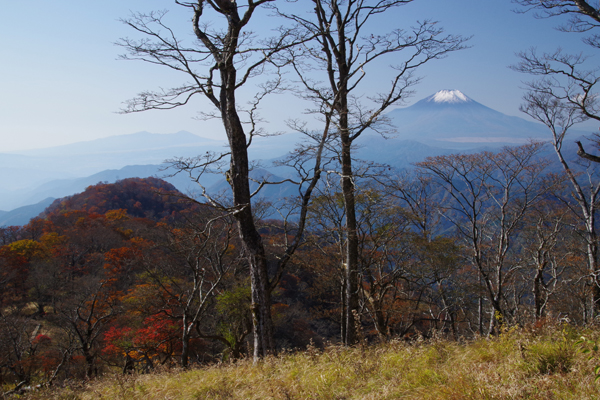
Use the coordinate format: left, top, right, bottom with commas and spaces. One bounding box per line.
119, 0, 290, 361
514, 0, 600, 160
515, 0, 600, 317
515, 0, 600, 33
277, 0, 467, 344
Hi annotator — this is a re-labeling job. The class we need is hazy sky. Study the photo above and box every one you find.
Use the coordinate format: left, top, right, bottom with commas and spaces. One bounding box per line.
1, 0, 595, 152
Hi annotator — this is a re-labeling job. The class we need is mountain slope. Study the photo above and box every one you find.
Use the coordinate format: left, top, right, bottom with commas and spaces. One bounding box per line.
0, 197, 56, 227
42, 177, 197, 222
385, 89, 555, 146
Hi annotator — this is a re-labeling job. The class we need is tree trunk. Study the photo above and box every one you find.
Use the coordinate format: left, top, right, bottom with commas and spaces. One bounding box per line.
181, 331, 190, 368
337, 78, 360, 344
340, 272, 347, 343
373, 301, 389, 338
586, 228, 599, 322
342, 134, 359, 345
533, 267, 545, 320
489, 296, 504, 336
330, 9, 360, 344
84, 351, 95, 379
220, 67, 274, 360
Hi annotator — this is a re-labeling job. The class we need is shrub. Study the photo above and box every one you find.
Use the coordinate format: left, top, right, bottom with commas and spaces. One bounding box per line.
523, 340, 575, 374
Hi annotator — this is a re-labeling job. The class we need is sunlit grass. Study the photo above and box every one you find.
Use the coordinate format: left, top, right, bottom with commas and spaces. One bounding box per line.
18, 323, 600, 400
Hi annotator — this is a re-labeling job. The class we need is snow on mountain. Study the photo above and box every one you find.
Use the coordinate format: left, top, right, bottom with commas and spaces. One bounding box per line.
427, 89, 472, 104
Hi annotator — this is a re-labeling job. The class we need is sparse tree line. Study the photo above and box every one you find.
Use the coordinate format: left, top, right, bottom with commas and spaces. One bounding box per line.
4, 0, 600, 393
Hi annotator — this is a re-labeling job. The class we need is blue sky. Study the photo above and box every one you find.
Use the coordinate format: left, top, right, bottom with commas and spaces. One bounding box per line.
1, 0, 595, 151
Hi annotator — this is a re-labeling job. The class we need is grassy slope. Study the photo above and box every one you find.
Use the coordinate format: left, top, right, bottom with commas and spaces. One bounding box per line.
18, 324, 600, 400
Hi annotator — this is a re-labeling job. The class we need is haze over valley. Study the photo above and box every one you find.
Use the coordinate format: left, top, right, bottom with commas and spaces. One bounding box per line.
0, 90, 592, 226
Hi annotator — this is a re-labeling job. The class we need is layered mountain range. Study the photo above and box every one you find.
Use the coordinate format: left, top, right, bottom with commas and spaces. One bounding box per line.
0, 90, 593, 226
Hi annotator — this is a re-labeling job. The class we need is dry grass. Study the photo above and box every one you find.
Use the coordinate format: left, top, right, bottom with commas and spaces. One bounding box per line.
15, 324, 600, 400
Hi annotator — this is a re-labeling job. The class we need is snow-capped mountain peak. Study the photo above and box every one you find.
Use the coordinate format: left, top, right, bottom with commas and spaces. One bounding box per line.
427, 89, 472, 104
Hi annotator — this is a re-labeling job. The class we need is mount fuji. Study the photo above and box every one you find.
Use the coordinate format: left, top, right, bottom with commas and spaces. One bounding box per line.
381, 89, 552, 147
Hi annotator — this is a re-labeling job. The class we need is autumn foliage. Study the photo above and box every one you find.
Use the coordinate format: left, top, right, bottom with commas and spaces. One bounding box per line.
0, 165, 595, 391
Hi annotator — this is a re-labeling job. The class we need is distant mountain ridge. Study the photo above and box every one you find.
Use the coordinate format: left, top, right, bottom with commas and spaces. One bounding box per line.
0, 198, 55, 227
2, 89, 594, 226
0, 131, 229, 211
11, 131, 219, 156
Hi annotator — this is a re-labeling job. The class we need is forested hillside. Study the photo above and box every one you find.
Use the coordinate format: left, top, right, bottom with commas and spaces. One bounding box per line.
41, 177, 191, 222
1, 140, 599, 393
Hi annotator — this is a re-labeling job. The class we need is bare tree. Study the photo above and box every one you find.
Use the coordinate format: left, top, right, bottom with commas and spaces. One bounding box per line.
515, 0, 600, 35
56, 278, 120, 378
278, 0, 467, 345
384, 170, 444, 241
520, 198, 573, 320
384, 171, 465, 338
520, 92, 600, 321
118, 1, 329, 361
133, 211, 241, 368
354, 187, 412, 338
513, 0, 600, 322
417, 143, 550, 334
514, 0, 600, 159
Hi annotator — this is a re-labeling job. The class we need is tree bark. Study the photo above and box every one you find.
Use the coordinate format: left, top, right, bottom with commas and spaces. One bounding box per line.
576, 141, 600, 164
219, 66, 274, 358
341, 125, 360, 345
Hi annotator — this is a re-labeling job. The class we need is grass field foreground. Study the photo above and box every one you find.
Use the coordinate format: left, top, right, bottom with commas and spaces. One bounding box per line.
14, 323, 600, 399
